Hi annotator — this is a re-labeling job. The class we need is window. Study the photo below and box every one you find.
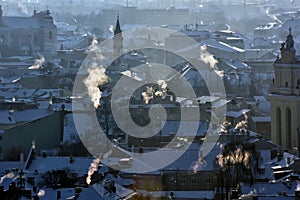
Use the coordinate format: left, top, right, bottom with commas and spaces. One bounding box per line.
22, 35, 27, 43
285, 82, 288, 87
180, 177, 186, 185
298, 79, 300, 85
0, 34, 4, 43
0, 146, 2, 153
276, 107, 282, 145
170, 176, 176, 185
34, 35, 38, 43
191, 177, 197, 185
64, 117, 68, 126
0, 135, 2, 140
49, 31, 53, 40
206, 177, 211, 184
10, 35, 14, 44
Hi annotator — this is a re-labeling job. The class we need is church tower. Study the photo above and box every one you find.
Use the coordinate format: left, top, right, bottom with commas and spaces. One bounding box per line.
270, 28, 300, 152
113, 15, 123, 56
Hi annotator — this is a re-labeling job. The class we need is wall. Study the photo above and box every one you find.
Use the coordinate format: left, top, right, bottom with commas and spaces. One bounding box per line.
0, 111, 64, 160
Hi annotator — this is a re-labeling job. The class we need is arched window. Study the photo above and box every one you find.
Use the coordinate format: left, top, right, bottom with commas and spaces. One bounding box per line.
0, 34, 4, 43
49, 31, 52, 40
276, 107, 282, 145
286, 108, 291, 148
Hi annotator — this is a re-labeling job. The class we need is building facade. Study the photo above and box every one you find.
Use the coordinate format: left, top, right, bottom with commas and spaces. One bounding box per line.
0, 5, 57, 57
271, 28, 300, 152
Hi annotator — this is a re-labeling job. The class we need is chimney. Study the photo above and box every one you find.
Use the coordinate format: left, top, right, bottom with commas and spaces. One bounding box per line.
296, 190, 300, 200
0, 5, 2, 17
20, 153, 24, 163
295, 181, 300, 200
277, 151, 283, 162
199, 150, 203, 162
57, 190, 61, 200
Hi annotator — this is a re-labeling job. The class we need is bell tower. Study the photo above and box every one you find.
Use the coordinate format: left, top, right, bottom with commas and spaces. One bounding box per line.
270, 28, 300, 153
113, 14, 123, 59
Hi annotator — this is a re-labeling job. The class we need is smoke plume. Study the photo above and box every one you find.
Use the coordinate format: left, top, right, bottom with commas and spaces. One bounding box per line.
0, 172, 14, 184
142, 80, 168, 104
235, 112, 248, 130
28, 54, 45, 70
37, 189, 46, 197
84, 66, 108, 109
154, 80, 167, 96
200, 46, 218, 68
142, 86, 153, 104
86, 158, 101, 185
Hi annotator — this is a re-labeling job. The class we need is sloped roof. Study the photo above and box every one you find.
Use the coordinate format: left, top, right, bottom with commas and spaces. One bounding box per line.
226, 109, 250, 118
162, 143, 221, 171
200, 39, 244, 53
161, 120, 208, 137
27, 156, 108, 176
240, 182, 297, 196
252, 116, 271, 123
2, 17, 40, 29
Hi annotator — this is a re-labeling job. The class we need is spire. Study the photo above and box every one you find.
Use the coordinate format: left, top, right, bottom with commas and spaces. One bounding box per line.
278, 28, 296, 63
286, 27, 294, 50
114, 14, 122, 35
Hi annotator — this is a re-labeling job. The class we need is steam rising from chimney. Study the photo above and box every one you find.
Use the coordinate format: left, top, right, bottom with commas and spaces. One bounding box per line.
37, 189, 45, 197
142, 80, 168, 104
86, 158, 101, 185
84, 66, 108, 109
142, 86, 153, 104
200, 46, 217, 67
0, 172, 14, 184
191, 150, 207, 174
83, 38, 108, 109
235, 112, 248, 130
154, 80, 167, 96
29, 54, 45, 70
200, 46, 224, 77
297, 181, 300, 191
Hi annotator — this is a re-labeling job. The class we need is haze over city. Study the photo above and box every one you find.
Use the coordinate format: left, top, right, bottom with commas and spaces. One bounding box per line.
0, 0, 299, 199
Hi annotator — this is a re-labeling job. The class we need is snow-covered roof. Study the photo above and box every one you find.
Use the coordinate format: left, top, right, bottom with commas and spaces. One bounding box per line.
0, 111, 16, 125
224, 59, 250, 70
0, 88, 36, 99
27, 156, 108, 176
226, 109, 250, 118
200, 39, 245, 53
161, 120, 208, 137
0, 109, 52, 128
0, 161, 24, 174
137, 190, 215, 199
104, 174, 135, 186
12, 109, 52, 122
254, 22, 281, 30
77, 183, 136, 200
2, 17, 40, 29
240, 182, 297, 196
38, 188, 78, 200
161, 143, 221, 171
198, 96, 220, 104
252, 116, 271, 123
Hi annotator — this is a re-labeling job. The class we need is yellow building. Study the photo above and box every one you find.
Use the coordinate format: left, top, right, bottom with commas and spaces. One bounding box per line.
270, 28, 300, 152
